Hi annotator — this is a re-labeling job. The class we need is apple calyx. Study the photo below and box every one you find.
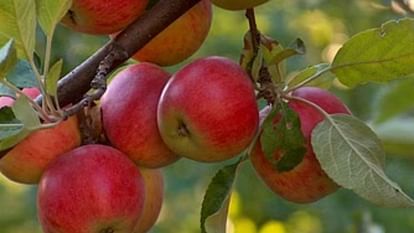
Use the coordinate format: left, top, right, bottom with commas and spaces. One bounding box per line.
100, 228, 114, 233
177, 122, 190, 137
66, 10, 77, 25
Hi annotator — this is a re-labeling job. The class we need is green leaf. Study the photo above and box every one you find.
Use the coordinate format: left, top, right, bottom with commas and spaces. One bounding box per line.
0, 39, 17, 78
332, 18, 414, 87
45, 59, 63, 96
0, 106, 29, 151
201, 160, 241, 233
7, 60, 38, 88
0, 83, 15, 98
312, 114, 414, 207
373, 78, 414, 124
37, 0, 72, 37
251, 47, 264, 82
12, 95, 41, 129
0, 106, 18, 123
288, 63, 334, 89
267, 38, 306, 65
374, 118, 414, 157
0, 0, 37, 60
240, 32, 255, 73
260, 102, 307, 172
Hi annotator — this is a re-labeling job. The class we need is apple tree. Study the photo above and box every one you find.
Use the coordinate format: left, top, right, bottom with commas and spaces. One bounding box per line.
1, 0, 414, 232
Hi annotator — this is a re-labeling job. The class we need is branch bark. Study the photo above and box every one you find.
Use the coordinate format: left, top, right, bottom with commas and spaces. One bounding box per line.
36, 0, 202, 107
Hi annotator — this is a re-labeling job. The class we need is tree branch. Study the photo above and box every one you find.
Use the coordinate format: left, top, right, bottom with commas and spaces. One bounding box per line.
36, 0, 202, 107
0, 0, 203, 160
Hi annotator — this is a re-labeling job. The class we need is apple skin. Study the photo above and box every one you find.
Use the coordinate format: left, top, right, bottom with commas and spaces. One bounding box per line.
133, 168, 164, 233
37, 144, 145, 233
250, 87, 351, 203
157, 56, 259, 162
131, 0, 212, 66
101, 63, 179, 168
212, 0, 269, 10
61, 0, 148, 35
0, 87, 40, 106
0, 88, 81, 184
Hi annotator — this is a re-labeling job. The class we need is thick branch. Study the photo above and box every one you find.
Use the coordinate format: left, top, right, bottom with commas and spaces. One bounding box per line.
36, 0, 201, 107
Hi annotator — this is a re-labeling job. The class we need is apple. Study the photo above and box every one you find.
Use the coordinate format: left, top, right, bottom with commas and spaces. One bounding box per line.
133, 168, 164, 233
61, 0, 149, 35
157, 56, 259, 162
212, 0, 269, 10
250, 87, 351, 203
37, 144, 145, 233
130, 0, 212, 66
101, 63, 179, 168
0, 88, 81, 184
0, 87, 40, 106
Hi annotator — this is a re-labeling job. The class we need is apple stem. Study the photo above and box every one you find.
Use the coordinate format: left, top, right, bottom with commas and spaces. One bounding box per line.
245, 9, 260, 55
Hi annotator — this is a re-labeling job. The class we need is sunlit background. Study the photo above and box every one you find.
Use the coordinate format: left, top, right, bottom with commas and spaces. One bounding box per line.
2, 0, 414, 232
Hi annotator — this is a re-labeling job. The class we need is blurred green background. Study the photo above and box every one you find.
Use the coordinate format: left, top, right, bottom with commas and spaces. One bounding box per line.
2, 0, 414, 232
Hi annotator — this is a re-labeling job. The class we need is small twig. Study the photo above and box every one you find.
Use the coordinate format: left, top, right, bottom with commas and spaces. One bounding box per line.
245, 8, 275, 104
63, 45, 128, 118
245, 8, 260, 54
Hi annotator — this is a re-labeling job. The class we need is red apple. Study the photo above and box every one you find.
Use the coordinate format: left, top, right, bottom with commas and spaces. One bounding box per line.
133, 168, 164, 233
157, 56, 259, 162
0, 88, 81, 184
61, 0, 148, 35
0, 87, 40, 106
130, 0, 212, 66
37, 144, 145, 233
212, 0, 269, 10
101, 63, 179, 168
250, 87, 351, 203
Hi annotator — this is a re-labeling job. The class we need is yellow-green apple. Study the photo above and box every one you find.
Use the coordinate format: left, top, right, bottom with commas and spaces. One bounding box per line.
130, 0, 212, 66
157, 56, 259, 162
37, 144, 145, 233
61, 0, 148, 35
133, 168, 164, 233
101, 63, 179, 168
212, 0, 269, 10
0, 88, 81, 184
250, 87, 351, 203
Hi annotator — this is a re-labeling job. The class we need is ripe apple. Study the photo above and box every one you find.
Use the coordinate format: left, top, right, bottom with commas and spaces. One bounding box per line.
61, 0, 149, 35
0, 88, 81, 184
157, 56, 259, 162
130, 0, 212, 66
0, 87, 40, 106
101, 63, 179, 168
38, 144, 145, 233
250, 87, 351, 203
212, 0, 269, 10
133, 168, 164, 233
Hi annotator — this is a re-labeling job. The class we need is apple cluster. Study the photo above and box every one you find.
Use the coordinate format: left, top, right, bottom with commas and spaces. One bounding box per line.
0, 88, 163, 233
0, 0, 357, 232
0, 55, 260, 232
